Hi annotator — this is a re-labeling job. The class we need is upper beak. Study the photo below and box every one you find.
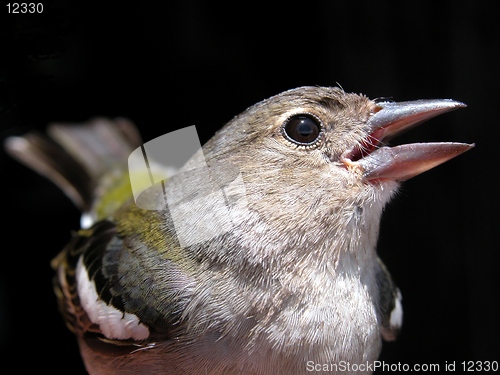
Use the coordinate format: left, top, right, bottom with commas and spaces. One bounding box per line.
342, 99, 474, 182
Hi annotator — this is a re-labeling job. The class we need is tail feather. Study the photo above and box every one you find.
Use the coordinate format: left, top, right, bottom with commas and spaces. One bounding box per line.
5, 132, 94, 211
4, 118, 142, 213
47, 118, 142, 177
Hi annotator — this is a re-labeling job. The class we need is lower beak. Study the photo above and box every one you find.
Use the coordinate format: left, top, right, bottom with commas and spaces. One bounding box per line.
344, 99, 474, 182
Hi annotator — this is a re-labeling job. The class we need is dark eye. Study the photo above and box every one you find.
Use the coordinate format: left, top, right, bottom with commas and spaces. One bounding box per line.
283, 115, 321, 145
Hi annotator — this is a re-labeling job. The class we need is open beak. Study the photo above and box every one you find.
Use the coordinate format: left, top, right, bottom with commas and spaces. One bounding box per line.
342, 99, 474, 182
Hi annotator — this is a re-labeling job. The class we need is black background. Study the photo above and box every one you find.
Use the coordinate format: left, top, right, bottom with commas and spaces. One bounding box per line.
0, 2, 498, 374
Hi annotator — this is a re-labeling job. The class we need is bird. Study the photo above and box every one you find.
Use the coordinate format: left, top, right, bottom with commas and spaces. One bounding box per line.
5, 86, 473, 374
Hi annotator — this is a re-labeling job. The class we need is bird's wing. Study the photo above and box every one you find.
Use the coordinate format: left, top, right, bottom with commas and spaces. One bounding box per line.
376, 257, 403, 341
52, 217, 194, 355
6, 118, 200, 355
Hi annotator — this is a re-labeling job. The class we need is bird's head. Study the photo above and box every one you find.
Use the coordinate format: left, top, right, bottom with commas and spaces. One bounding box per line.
202, 86, 472, 254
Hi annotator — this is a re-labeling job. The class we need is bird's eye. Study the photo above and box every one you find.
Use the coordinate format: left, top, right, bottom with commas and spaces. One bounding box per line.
283, 115, 321, 146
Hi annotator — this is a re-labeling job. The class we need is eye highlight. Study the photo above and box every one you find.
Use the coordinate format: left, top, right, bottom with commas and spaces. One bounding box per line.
282, 114, 322, 146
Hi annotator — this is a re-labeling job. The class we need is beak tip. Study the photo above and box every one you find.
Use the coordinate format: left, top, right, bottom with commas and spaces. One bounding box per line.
445, 99, 467, 110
